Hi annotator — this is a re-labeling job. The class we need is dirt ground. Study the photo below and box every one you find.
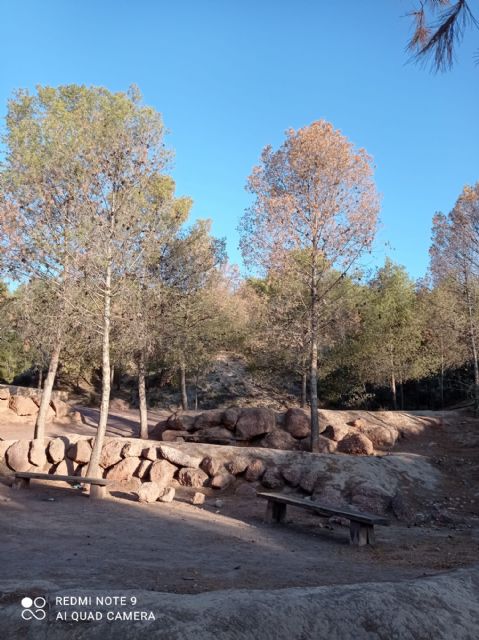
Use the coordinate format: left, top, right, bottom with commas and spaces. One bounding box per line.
1, 406, 479, 596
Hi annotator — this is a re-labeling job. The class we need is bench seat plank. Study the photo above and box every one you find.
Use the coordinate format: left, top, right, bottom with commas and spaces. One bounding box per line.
257, 491, 389, 526
15, 472, 109, 486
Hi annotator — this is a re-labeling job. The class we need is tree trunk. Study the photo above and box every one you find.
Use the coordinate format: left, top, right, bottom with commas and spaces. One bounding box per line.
440, 338, 445, 411
194, 374, 199, 411
465, 278, 479, 413
37, 367, 43, 391
391, 371, 397, 410
310, 259, 320, 452
399, 379, 404, 410
301, 371, 307, 408
87, 259, 112, 496
180, 362, 188, 410
138, 351, 148, 440
110, 364, 115, 386
34, 340, 61, 440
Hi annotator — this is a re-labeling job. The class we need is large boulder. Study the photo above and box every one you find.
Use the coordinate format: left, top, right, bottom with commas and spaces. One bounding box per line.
29, 439, 47, 467
106, 457, 142, 481
356, 424, 398, 449
235, 408, 275, 440
299, 469, 323, 494
245, 459, 266, 482
142, 446, 159, 462
47, 438, 66, 463
0, 387, 11, 401
350, 483, 393, 515
323, 423, 350, 442
159, 444, 202, 469
100, 440, 124, 468
67, 440, 92, 464
159, 487, 176, 503
195, 427, 233, 441
281, 464, 303, 488
284, 408, 310, 439
137, 482, 161, 504
312, 485, 348, 508
261, 467, 284, 490
122, 441, 144, 458
222, 407, 241, 430
201, 456, 224, 477
8, 396, 38, 416
211, 472, 235, 490
149, 459, 177, 488
178, 467, 209, 488
194, 410, 225, 431
161, 430, 188, 442
136, 459, 152, 479
261, 430, 298, 451
299, 435, 337, 454
51, 398, 69, 418
52, 458, 76, 476
337, 433, 374, 456
6, 440, 33, 472
225, 457, 249, 475
0, 439, 16, 461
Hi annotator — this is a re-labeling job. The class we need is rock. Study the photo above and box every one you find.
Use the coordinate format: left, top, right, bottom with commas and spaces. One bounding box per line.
281, 464, 303, 487
136, 459, 152, 479
299, 469, 323, 494
261, 467, 284, 490
29, 439, 47, 467
70, 410, 84, 424
211, 472, 235, 489
0, 387, 10, 401
191, 492, 205, 505
222, 407, 241, 430
52, 458, 76, 476
235, 483, 258, 498
159, 444, 202, 469
175, 414, 197, 432
194, 410, 224, 431
178, 467, 209, 488
110, 398, 130, 411
261, 430, 298, 450
201, 456, 224, 477
360, 425, 398, 449
284, 408, 311, 439
67, 439, 92, 464
215, 499, 224, 508
100, 440, 124, 468
245, 459, 266, 482
348, 418, 366, 429
337, 433, 374, 456
106, 457, 142, 481
137, 482, 161, 503
312, 485, 348, 508
148, 420, 169, 440
158, 487, 176, 503
107, 477, 142, 494
122, 441, 144, 458
299, 435, 336, 453
149, 459, 177, 488
51, 398, 69, 418
195, 427, 233, 441
8, 396, 38, 416
235, 407, 275, 440
6, 440, 33, 472
0, 439, 17, 461
323, 424, 350, 442
225, 458, 249, 475
47, 438, 66, 463
142, 446, 159, 462
162, 429, 189, 442
350, 483, 393, 515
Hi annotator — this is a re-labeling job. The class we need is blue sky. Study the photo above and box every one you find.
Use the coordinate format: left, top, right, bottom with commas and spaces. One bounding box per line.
1, 0, 478, 279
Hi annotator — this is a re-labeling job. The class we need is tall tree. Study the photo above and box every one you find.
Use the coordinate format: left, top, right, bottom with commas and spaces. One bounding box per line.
240, 120, 379, 451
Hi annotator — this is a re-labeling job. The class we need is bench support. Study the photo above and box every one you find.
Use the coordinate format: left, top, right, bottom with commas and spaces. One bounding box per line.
266, 500, 287, 524
349, 521, 375, 546
89, 484, 106, 500
12, 477, 30, 490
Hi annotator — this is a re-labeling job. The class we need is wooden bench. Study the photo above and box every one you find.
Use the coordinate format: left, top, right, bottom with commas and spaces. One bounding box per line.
257, 491, 389, 546
13, 472, 110, 499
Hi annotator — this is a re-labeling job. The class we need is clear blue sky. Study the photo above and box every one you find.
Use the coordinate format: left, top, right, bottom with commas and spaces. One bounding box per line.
1, 0, 478, 279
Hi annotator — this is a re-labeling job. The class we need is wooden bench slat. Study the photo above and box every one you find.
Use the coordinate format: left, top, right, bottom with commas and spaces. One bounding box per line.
15, 472, 109, 486
257, 491, 389, 526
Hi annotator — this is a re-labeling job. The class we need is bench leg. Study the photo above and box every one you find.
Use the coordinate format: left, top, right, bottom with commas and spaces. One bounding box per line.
12, 477, 30, 490
266, 501, 287, 524
350, 521, 375, 546
89, 484, 106, 500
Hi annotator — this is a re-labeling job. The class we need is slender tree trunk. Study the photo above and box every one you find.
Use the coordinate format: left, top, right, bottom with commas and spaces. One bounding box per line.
399, 378, 404, 410
34, 340, 62, 440
180, 362, 188, 410
87, 259, 112, 496
391, 371, 397, 410
440, 337, 445, 411
465, 279, 479, 413
301, 371, 307, 408
138, 351, 148, 439
37, 367, 43, 391
194, 373, 199, 411
110, 364, 115, 387
310, 259, 320, 452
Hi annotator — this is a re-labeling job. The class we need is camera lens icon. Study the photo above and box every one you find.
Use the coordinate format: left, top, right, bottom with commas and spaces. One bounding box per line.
21, 596, 47, 621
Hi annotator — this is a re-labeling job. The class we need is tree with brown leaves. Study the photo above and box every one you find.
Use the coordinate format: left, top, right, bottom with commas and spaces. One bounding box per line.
240, 120, 379, 451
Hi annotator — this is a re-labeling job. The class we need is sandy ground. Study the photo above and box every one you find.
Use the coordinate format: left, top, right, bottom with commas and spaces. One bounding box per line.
1, 406, 479, 596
